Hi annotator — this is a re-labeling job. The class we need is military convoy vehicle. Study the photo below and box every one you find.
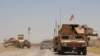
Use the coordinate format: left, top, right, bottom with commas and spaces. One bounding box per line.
3, 38, 16, 48
52, 36, 58, 52
16, 34, 31, 48
52, 24, 97, 55
40, 40, 52, 50
3, 34, 31, 49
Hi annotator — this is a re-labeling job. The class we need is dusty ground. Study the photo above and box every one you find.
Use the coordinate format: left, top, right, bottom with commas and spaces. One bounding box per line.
0, 43, 18, 53
0, 44, 100, 56
88, 47, 100, 54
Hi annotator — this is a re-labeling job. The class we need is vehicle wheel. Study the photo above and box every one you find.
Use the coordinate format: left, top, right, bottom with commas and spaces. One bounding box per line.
58, 50, 64, 55
58, 44, 64, 55
53, 48, 57, 52
18, 44, 23, 49
27, 46, 30, 49
82, 47, 87, 55
49, 48, 51, 50
77, 51, 81, 55
22, 46, 24, 49
18, 45, 21, 48
40, 48, 43, 50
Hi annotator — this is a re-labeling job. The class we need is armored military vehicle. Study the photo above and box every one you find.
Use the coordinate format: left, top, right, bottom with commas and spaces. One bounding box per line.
53, 24, 88, 55
3, 38, 16, 48
52, 36, 58, 52
3, 34, 31, 48
16, 34, 31, 48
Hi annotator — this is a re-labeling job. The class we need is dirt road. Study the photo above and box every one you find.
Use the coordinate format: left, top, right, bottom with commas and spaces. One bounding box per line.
0, 46, 100, 56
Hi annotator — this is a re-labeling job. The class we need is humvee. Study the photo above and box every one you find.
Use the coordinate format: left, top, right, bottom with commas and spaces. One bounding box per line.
54, 24, 88, 55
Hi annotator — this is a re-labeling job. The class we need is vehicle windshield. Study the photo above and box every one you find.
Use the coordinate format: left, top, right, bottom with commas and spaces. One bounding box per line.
62, 36, 69, 39
75, 36, 83, 40
42, 41, 51, 44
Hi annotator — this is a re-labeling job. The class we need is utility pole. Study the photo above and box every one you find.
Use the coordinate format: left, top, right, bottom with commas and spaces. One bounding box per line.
60, 8, 62, 29
58, 24, 60, 35
28, 27, 31, 41
54, 28, 56, 37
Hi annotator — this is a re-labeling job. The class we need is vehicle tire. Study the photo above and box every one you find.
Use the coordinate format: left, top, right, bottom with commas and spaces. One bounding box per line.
18, 43, 23, 48
49, 48, 51, 50
58, 44, 64, 55
22, 46, 24, 49
27, 46, 30, 49
53, 48, 57, 52
82, 47, 87, 55
40, 48, 43, 50
58, 50, 64, 55
18, 45, 21, 48
77, 51, 81, 55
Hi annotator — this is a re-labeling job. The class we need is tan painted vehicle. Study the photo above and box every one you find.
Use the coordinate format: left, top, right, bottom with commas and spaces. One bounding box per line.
18, 35, 31, 48
3, 34, 31, 48
52, 36, 58, 52
3, 38, 16, 48
53, 24, 92, 55
15, 34, 31, 48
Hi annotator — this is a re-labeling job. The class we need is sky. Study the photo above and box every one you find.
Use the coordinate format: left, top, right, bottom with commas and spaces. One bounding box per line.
0, 0, 100, 43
